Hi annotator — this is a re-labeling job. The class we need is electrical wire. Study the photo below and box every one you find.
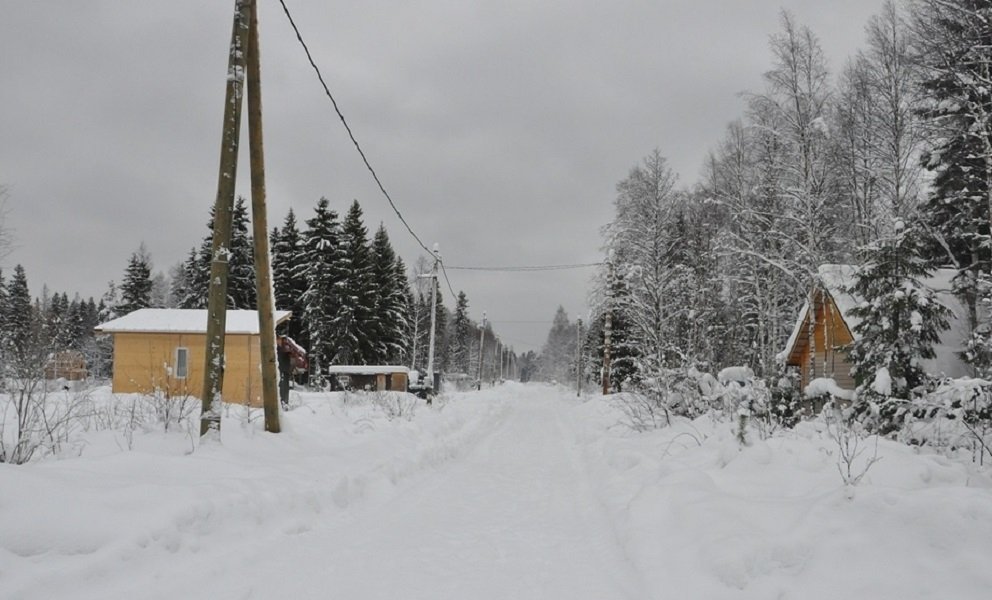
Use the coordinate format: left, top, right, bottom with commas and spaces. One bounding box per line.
437, 259, 459, 300
276, 0, 597, 308
276, 0, 435, 262
444, 262, 603, 272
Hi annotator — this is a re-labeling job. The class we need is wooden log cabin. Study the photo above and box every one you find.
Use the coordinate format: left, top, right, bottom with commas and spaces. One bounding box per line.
95, 309, 291, 406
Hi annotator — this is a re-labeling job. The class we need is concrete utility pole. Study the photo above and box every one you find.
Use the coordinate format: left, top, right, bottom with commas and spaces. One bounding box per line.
246, 0, 280, 433
201, 0, 250, 439
425, 245, 440, 391
477, 311, 487, 390
576, 317, 583, 397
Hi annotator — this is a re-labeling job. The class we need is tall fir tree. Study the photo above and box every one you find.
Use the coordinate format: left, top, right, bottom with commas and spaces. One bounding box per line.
272, 209, 309, 347
227, 197, 256, 309
433, 281, 449, 372
4, 265, 35, 359
336, 200, 376, 364
301, 198, 344, 378
448, 291, 473, 374
0, 269, 7, 358
370, 224, 409, 364
913, 0, 992, 371
539, 306, 577, 383
394, 256, 415, 366
847, 222, 951, 431
176, 247, 206, 309
176, 200, 255, 309
117, 245, 153, 316
64, 297, 87, 350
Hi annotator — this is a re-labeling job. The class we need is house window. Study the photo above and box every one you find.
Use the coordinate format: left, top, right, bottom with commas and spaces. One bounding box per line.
175, 347, 189, 379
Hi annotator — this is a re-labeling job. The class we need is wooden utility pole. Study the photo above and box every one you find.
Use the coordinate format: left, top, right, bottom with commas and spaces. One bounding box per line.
246, 0, 280, 433
602, 261, 613, 395
201, 0, 250, 439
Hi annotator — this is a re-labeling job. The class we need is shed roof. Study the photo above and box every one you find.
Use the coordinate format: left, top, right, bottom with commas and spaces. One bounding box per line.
780, 264, 973, 379
327, 365, 410, 375
94, 309, 292, 335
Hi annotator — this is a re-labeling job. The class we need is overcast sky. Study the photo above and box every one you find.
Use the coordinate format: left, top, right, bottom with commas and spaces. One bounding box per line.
0, 0, 886, 352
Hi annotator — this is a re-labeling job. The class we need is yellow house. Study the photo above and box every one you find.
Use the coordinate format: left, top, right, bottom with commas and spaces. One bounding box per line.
780, 264, 972, 392
95, 308, 291, 406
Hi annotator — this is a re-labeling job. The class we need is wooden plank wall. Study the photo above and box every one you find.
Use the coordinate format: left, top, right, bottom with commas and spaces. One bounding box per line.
797, 294, 856, 391
111, 332, 263, 406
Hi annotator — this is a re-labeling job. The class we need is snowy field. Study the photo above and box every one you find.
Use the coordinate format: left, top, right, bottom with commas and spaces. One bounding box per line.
3, 382, 992, 599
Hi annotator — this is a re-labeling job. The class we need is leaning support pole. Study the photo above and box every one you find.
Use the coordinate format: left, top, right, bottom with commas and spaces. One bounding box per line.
246, 0, 281, 433
201, 0, 250, 439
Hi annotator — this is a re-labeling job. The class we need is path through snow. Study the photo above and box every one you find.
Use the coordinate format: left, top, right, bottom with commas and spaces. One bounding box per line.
5, 383, 992, 599
199, 388, 645, 599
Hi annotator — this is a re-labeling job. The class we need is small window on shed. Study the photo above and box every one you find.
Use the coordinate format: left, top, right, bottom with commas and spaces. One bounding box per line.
175, 347, 189, 379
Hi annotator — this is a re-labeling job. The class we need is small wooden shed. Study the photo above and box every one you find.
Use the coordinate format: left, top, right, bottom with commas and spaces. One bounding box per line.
95, 308, 291, 406
780, 264, 972, 392
44, 350, 88, 381
327, 365, 409, 392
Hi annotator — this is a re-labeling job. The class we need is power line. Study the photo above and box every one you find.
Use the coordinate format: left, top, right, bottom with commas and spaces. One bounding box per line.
490, 320, 553, 324
276, 0, 435, 262
437, 260, 458, 300
445, 262, 603, 272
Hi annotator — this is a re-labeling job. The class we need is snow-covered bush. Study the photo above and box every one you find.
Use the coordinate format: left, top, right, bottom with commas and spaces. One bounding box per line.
0, 385, 93, 463
615, 366, 724, 431
344, 390, 420, 422
902, 377, 992, 463
612, 391, 668, 432
371, 391, 419, 421
824, 403, 881, 491
768, 369, 804, 428
718, 367, 771, 444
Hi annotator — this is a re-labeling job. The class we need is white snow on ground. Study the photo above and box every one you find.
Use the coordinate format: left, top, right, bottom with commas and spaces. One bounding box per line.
3, 382, 992, 599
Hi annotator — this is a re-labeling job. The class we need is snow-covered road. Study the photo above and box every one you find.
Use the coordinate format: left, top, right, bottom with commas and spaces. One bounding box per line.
203, 390, 643, 599
3, 385, 644, 599
5, 383, 992, 599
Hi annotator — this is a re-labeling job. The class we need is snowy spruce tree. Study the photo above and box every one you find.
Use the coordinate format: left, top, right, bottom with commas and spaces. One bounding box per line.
0, 269, 7, 359
912, 0, 992, 374
336, 200, 376, 364
394, 257, 416, 366
3, 265, 38, 366
370, 224, 409, 364
176, 200, 255, 309
846, 222, 950, 432
539, 306, 576, 384
117, 245, 153, 316
227, 197, 256, 309
271, 208, 309, 348
448, 291, 473, 374
175, 247, 206, 309
300, 198, 344, 379
587, 266, 638, 391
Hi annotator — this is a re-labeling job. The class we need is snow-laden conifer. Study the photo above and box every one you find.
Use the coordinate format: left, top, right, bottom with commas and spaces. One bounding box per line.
300, 198, 343, 380
847, 221, 951, 432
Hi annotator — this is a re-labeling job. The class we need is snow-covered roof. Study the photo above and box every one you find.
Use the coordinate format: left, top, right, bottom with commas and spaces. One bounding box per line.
327, 365, 410, 375
95, 309, 292, 335
781, 264, 972, 378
